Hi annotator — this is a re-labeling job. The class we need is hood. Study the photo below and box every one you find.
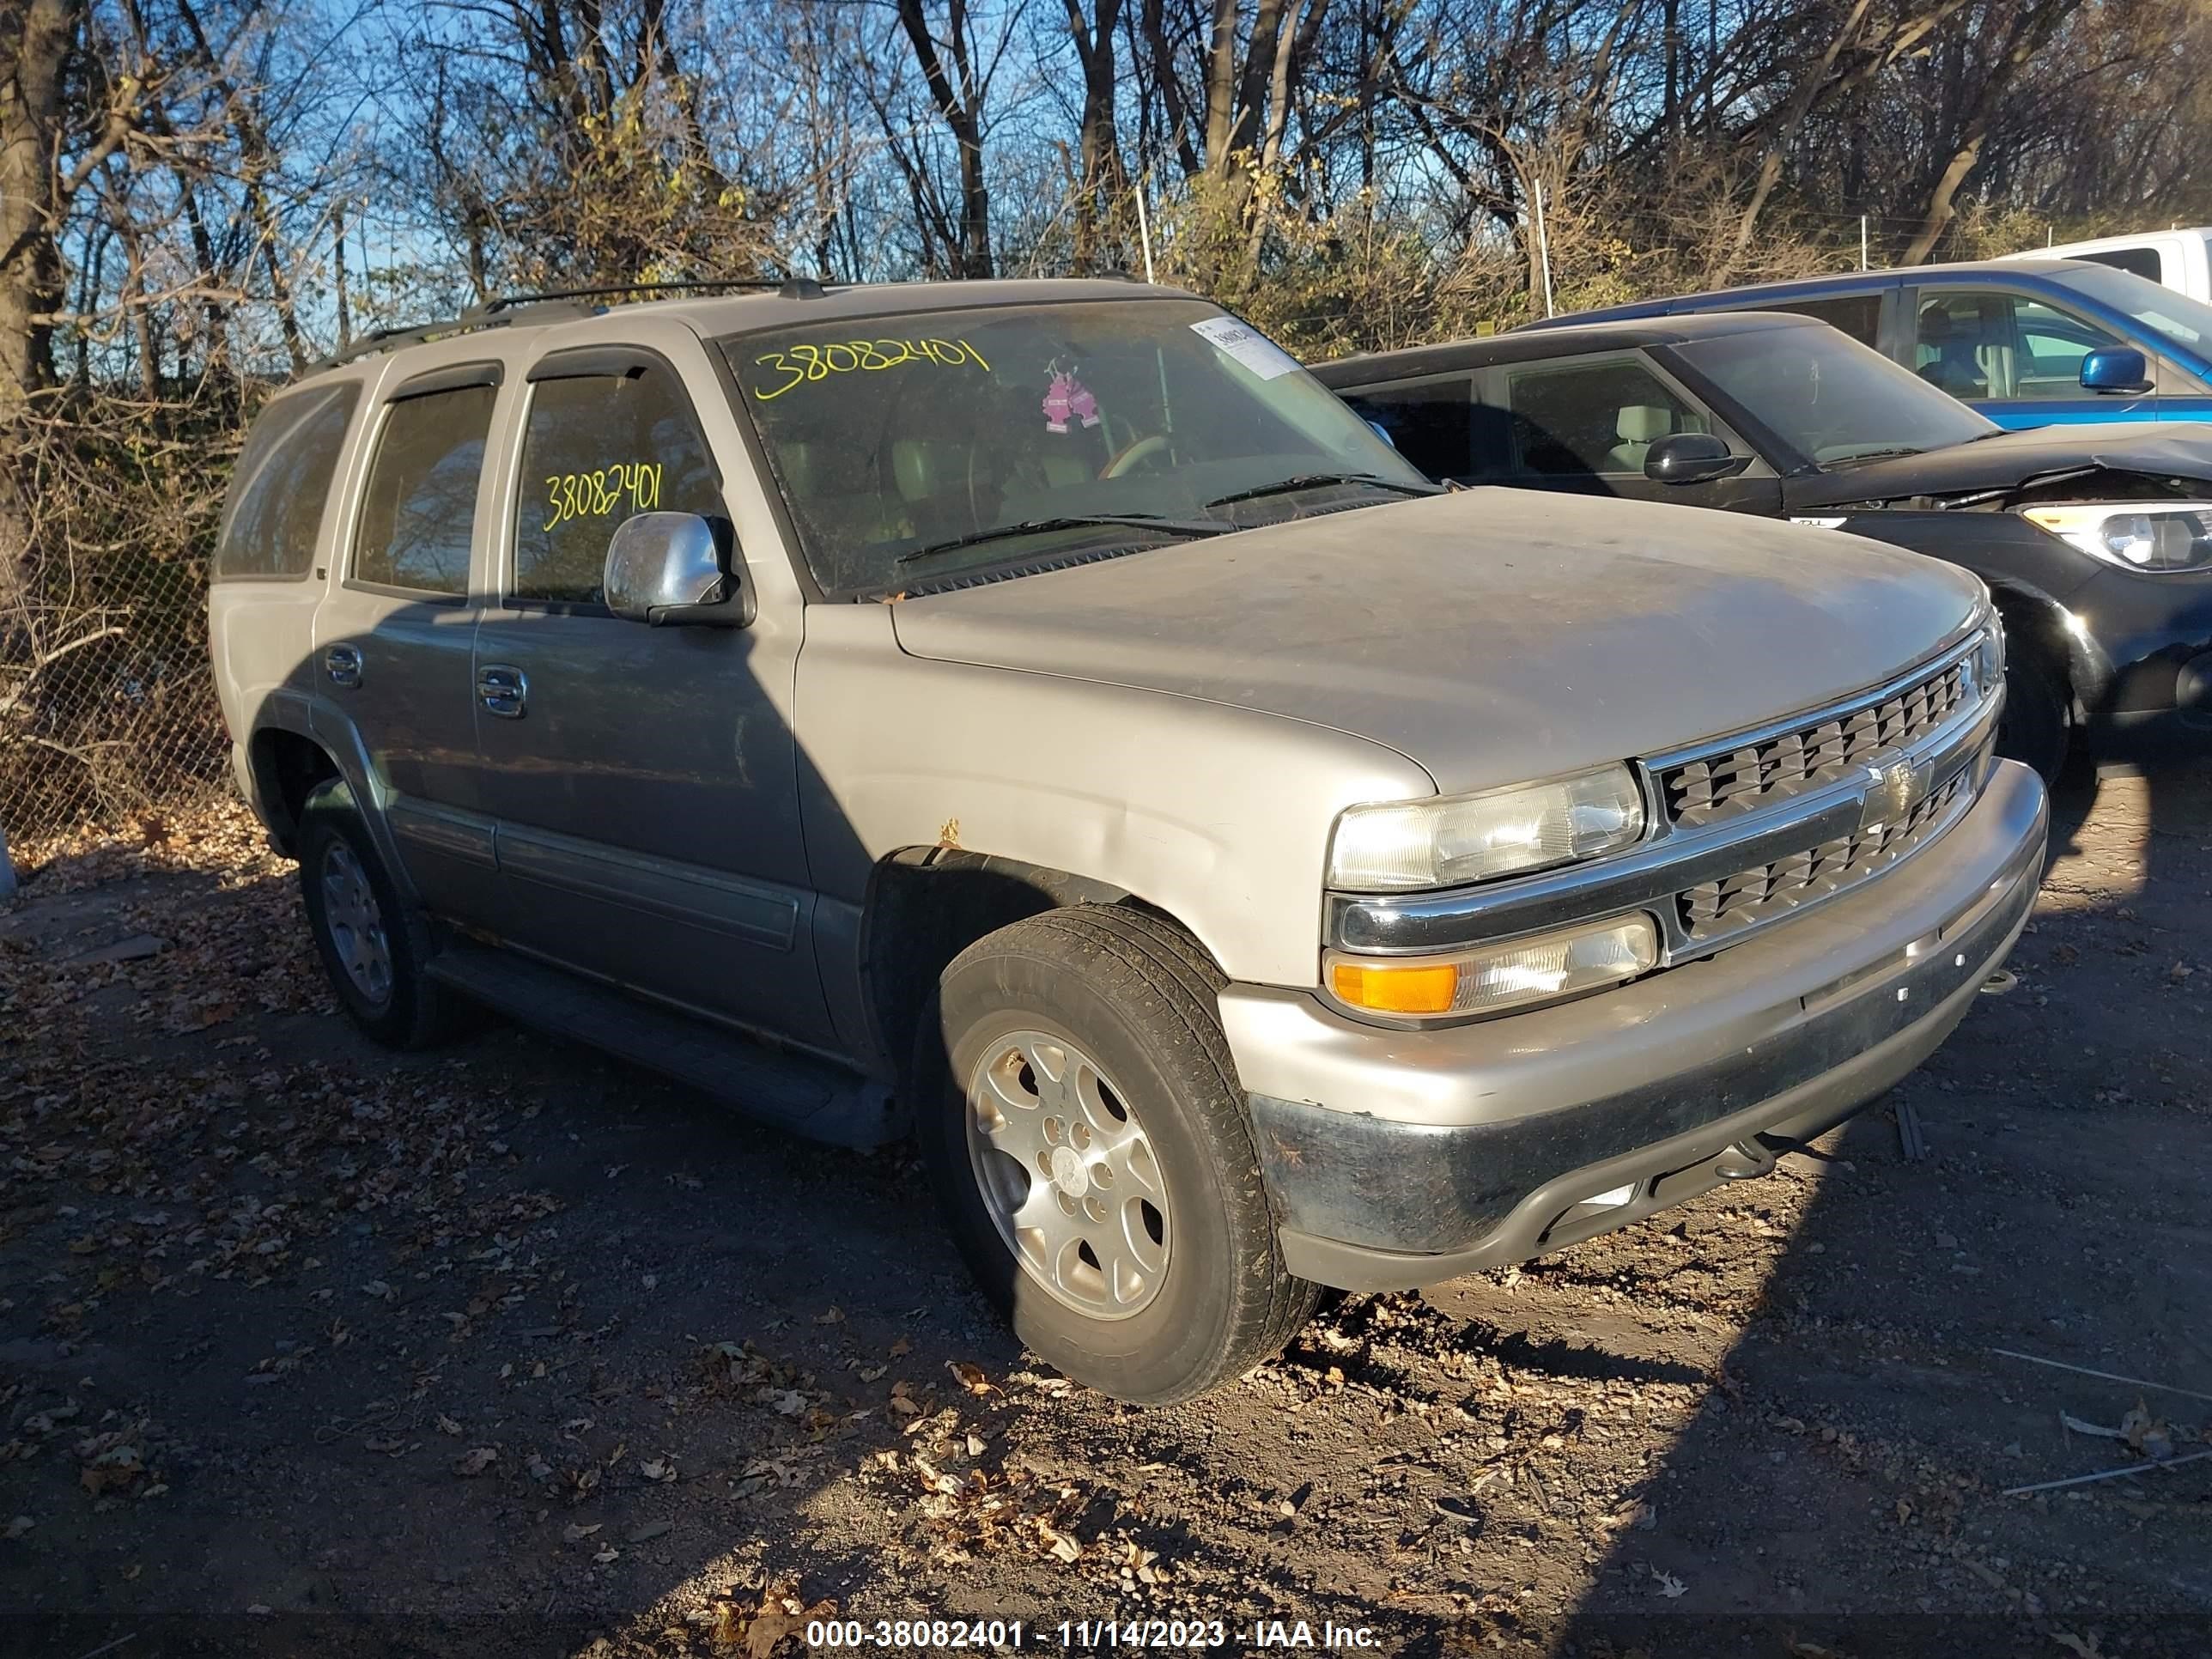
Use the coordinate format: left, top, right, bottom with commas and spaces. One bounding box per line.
1785, 420, 2212, 509
889, 489, 1985, 795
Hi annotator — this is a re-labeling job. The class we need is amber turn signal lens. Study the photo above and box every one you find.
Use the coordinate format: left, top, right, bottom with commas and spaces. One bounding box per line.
1328, 960, 1460, 1015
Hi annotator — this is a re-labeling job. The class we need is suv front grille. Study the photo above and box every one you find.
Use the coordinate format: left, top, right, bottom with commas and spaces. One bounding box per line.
1679, 765, 1971, 942
1660, 661, 1969, 830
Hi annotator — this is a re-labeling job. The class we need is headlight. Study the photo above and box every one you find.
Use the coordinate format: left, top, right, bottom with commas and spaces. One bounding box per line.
1972, 623, 2004, 698
2021, 502, 2212, 572
1327, 765, 1645, 892
1326, 914, 1660, 1019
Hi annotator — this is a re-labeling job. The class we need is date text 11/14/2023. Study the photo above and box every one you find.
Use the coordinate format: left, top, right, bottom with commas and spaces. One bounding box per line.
802, 1619, 1383, 1650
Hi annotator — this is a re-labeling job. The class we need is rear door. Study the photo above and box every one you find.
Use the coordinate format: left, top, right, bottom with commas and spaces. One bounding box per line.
466, 338, 834, 1045
1484, 349, 1782, 513
1333, 370, 1487, 483
312, 363, 504, 920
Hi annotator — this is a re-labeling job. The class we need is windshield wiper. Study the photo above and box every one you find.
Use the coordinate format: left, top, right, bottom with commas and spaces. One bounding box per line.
1822, 446, 1926, 468
1203, 472, 1442, 507
895, 514, 1228, 569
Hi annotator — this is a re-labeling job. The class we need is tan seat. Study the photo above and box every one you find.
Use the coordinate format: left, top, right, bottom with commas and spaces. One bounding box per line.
1606, 404, 1675, 473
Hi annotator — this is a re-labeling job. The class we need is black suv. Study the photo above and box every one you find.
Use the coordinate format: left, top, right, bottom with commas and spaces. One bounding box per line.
1316, 311, 2212, 779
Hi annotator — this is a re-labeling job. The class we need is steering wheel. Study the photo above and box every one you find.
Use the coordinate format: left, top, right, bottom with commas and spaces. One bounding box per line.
1100, 434, 1170, 480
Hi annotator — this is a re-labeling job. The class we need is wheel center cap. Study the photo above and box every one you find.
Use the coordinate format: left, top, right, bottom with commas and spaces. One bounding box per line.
1048, 1146, 1090, 1198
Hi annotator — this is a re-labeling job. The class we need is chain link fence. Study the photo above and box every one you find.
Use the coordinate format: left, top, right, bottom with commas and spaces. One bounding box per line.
2, 398, 240, 848
1, 563, 226, 839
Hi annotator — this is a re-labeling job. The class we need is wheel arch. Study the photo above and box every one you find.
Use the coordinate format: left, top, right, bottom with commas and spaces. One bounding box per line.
1984, 576, 2111, 719
859, 847, 1212, 1089
247, 726, 343, 856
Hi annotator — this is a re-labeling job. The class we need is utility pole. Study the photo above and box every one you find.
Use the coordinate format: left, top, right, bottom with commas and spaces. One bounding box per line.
1533, 182, 1556, 319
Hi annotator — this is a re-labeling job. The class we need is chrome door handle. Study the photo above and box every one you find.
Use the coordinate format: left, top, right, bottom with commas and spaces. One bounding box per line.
325, 645, 362, 689
477, 665, 527, 719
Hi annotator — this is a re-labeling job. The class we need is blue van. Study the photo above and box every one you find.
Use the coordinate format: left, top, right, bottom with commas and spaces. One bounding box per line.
1527, 258, 2212, 430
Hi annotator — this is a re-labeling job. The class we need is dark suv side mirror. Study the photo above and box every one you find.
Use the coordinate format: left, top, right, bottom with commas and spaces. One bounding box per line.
604, 512, 753, 627
1643, 431, 1741, 485
2079, 347, 2153, 396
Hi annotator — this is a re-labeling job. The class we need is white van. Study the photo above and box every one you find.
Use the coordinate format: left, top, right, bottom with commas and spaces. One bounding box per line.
2007, 229, 2212, 302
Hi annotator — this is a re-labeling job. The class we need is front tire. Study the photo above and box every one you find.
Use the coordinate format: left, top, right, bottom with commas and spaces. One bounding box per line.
297, 782, 453, 1048
916, 906, 1321, 1404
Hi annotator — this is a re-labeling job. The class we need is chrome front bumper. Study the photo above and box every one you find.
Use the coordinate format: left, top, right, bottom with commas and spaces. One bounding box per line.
1218, 758, 2048, 1291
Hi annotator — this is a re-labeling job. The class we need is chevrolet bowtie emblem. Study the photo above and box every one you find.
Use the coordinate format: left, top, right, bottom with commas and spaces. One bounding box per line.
1858, 757, 1925, 833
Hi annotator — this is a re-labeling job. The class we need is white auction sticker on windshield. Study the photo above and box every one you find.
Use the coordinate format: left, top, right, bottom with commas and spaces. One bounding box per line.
1189, 316, 1299, 380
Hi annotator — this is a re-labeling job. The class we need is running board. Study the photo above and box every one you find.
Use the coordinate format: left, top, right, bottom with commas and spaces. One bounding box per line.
426, 943, 902, 1150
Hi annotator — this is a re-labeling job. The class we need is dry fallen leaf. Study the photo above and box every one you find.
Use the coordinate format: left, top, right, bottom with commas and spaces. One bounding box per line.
744, 1582, 836, 1659
562, 1522, 603, 1544
2121, 1401, 2173, 1462
948, 1361, 997, 1397
435, 1414, 462, 1437
78, 1443, 143, 1496
453, 1447, 497, 1477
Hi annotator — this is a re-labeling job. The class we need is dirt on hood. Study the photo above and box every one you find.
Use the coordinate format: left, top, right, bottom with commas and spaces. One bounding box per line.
892, 488, 1987, 795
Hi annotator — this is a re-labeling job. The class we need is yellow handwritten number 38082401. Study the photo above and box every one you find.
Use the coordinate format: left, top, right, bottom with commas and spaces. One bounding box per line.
750, 337, 992, 402
543, 460, 665, 532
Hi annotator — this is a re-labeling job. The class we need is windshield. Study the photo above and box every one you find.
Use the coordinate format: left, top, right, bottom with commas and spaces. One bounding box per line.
1673, 324, 1997, 468
2054, 262, 2212, 356
725, 299, 1425, 592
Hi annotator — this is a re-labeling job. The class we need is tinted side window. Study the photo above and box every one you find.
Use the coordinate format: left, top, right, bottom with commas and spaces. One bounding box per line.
513, 365, 726, 605
1502, 358, 1709, 477
1765, 295, 1882, 346
351, 385, 495, 596
2080, 247, 2164, 283
215, 385, 360, 580
1339, 375, 1475, 482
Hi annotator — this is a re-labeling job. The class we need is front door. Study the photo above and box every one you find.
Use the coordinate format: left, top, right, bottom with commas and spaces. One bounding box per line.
468, 343, 834, 1047
1907, 286, 2206, 428
1487, 350, 1783, 514
312, 367, 503, 921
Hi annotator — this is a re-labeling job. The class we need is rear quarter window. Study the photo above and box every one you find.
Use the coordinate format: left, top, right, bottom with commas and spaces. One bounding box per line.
213, 384, 361, 580
1759, 294, 1884, 347
2081, 246, 2165, 283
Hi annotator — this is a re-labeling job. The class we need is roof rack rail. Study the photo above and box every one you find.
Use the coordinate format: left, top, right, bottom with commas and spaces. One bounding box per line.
306, 299, 597, 375
302, 276, 832, 377
471, 276, 830, 313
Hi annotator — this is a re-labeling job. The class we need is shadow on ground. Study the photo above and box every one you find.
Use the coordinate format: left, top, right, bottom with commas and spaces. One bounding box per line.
2, 768, 2209, 1657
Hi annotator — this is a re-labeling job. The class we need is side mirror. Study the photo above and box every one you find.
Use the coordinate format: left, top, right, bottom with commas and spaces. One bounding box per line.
604, 512, 752, 628
2080, 347, 2153, 396
1643, 431, 1741, 485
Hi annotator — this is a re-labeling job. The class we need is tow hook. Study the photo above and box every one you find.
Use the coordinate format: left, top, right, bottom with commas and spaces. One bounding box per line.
1713, 1139, 1779, 1182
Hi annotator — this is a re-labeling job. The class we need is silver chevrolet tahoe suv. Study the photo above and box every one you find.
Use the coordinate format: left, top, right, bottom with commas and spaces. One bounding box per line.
208, 277, 2049, 1402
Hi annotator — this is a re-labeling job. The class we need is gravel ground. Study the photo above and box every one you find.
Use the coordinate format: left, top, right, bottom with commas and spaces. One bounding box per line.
1, 767, 2207, 1659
